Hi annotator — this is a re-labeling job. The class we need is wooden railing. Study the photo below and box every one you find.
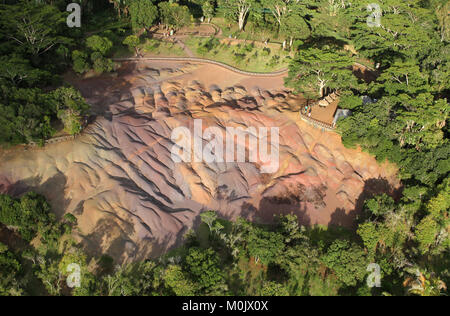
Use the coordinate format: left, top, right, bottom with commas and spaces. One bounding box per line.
299, 112, 335, 131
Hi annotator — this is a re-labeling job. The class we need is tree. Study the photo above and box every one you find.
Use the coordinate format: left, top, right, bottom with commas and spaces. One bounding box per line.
247, 227, 284, 265
276, 214, 306, 244
260, 281, 289, 296
280, 12, 310, 49
0, 243, 23, 296
0, 86, 58, 144
129, 0, 159, 32
1, 2, 70, 58
434, 0, 450, 42
0, 55, 48, 87
0, 192, 54, 242
52, 87, 90, 135
261, 0, 291, 29
163, 264, 196, 296
364, 194, 396, 217
202, 0, 216, 23
90, 52, 115, 74
86, 36, 113, 56
158, 2, 192, 31
404, 269, 447, 296
109, 0, 132, 18
59, 249, 99, 296
322, 239, 368, 287
123, 35, 141, 57
415, 216, 439, 255
86, 36, 114, 74
426, 180, 450, 223
309, 0, 352, 40
348, 0, 438, 63
185, 247, 225, 292
103, 264, 141, 296
263, 0, 312, 37
71, 50, 90, 74
200, 210, 218, 231
285, 46, 356, 98
218, 0, 256, 31
372, 59, 448, 150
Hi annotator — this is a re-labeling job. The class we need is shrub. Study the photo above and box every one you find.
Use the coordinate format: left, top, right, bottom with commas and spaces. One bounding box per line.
267, 55, 280, 67
90, 52, 114, 74
232, 53, 246, 64
243, 43, 254, 53
86, 35, 113, 56
57, 108, 82, 135
72, 50, 89, 74
52, 86, 89, 135
123, 35, 141, 55
262, 47, 271, 56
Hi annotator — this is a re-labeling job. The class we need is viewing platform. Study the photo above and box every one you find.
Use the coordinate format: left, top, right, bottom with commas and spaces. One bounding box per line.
300, 92, 340, 131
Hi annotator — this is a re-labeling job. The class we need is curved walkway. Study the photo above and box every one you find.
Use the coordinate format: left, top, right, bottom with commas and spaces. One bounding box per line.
113, 57, 289, 77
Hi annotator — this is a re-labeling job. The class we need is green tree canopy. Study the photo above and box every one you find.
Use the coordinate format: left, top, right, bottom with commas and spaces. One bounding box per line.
285, 46, 357, 98
130, 0, 159, 32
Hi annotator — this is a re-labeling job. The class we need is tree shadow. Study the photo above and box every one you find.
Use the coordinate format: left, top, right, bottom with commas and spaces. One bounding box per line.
240, 196, 312, 226
329, 207, 358, 229
304, 36, 349, 50
66, 61, 136, 118
6, 172, 70, 219
329, 177, 403, 229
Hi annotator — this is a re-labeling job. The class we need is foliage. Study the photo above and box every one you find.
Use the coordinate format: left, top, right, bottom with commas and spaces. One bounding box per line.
86, 35, 113, 56
285, 46, 357, 98
0, 242, 23, 296
0, 0, 448, 298
129, 0, 158, 32
322, 239, 368, 287
158, 2, 192, 31
246, 226, 284, 265
0, 192, 54, 241
52, 87, 90, 135
163, 264, 196, 296
185, 247, 226, 292
72, 50, 90, 74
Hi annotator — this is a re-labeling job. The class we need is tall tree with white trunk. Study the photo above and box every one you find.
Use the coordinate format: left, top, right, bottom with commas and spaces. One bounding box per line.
219, 0, 256, 31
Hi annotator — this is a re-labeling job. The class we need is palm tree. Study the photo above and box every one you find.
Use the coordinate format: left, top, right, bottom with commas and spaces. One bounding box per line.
404, 269, 447, 296
109, 0, 131, 18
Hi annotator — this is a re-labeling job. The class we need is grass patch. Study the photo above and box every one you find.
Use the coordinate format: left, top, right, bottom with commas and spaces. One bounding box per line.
211, 17, 282, 44
184, 36, 291, 72
141, 39, 186, 57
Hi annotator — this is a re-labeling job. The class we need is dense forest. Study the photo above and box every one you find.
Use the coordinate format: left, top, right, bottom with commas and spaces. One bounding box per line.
0, 0, 449, 296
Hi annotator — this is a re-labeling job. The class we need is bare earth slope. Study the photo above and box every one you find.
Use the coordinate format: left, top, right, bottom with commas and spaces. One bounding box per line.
0, 61, 399, 263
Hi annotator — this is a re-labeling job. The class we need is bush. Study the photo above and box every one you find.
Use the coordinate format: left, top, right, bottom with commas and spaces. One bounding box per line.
86, 35, 113, 56
57, 109, 82, 135
267, 55, 280, 67
197, 37, 220, 56
322, 239, 368, 287
90, 52, 114, 74
123, 35, 140, 53
243, 43, 254, 53
64, 213, 77, 224
262, 47, 271, 56
232, 53, 246, 64
72, 50, 90, 74
52, 86, 89, 135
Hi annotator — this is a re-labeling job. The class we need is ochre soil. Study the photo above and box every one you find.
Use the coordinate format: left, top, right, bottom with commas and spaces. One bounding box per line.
0, 61, 400, 263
